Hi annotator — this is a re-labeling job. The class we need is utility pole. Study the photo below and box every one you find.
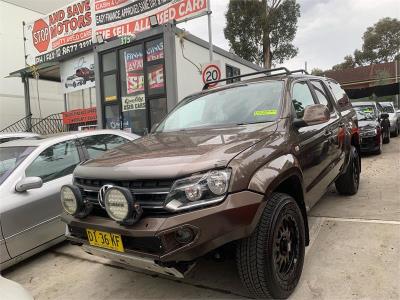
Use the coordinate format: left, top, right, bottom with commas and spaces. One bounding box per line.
207, 0, 213, 62
395, 58, 399, 108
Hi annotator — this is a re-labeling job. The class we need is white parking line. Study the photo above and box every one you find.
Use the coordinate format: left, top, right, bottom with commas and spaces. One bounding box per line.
314, 216, 400, 225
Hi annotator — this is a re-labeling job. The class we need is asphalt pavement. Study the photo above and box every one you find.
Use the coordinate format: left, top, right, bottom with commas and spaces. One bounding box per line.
3, 137, 400, 300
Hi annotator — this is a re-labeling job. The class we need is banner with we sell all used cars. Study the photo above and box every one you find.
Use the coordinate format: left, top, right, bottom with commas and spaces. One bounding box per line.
24, 0, 208, 66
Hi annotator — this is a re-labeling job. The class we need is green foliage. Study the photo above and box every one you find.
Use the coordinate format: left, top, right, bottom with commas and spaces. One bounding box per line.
224, 0, 300, 68
354, 18, 400, 65
329, 18, 399, 71
311, 68, 324, 76
332, 55, 356, 71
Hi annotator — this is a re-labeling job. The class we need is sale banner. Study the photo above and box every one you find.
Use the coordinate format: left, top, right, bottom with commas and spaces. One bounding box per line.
24, 0, 93, 65
94, 0, 208, 40
23, 0, 208, 65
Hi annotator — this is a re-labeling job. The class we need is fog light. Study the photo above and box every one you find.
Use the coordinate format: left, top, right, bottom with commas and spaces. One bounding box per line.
175, 227, 194, 244
104, 187, 143, 225
60, 185, 92, 218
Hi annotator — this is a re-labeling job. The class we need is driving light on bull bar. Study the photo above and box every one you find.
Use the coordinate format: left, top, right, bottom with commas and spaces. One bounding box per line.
164, 169, 232, 212
60, 185, 92, 218
104, 187, 143, 225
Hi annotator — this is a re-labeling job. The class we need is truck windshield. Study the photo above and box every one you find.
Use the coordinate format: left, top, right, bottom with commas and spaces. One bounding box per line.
354, 106, 377, 121
380, 104, 395, 113
156, 81, 283, 132
0, 146, 36, 185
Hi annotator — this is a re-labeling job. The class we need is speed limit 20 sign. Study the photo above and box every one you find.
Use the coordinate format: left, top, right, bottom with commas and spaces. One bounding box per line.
202, 63, 221, 88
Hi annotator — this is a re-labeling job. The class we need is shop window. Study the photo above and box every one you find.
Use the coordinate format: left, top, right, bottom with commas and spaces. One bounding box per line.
120, 45, 144, 97
146, 38, 164, 62
150, 98, 167, 127
102, 52, 116, 72
226, 65, 241, 84
147, 64, 165, 96
103, 74, 117, 102
105, 105, 121, 129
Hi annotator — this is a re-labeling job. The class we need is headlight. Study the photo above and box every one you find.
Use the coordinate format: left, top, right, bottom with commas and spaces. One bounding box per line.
104, 187, 143, 225
60, 185, 92, 218
165, 169, 231, 212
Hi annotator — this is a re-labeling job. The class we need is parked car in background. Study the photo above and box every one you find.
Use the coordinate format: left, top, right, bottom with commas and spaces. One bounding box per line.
353, 105, 383, 154
76, 66, 95, 84
352, 101, 391, 144
0, 133, 39, 144
61, 69, 361, 299
379, 101, 399, 137
64, 75, 84, 89
0, 130, 138, 270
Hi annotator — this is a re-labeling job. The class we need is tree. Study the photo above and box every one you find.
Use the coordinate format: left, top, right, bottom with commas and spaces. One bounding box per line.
311, 68, 324, 76
332, 55, 356, 71
224, 0, 300, 68
354, 17, 400, 65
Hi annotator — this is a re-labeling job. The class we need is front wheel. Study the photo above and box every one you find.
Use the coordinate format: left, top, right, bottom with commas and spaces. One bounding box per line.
237, 193, 305, 299
335, 146, 360, 195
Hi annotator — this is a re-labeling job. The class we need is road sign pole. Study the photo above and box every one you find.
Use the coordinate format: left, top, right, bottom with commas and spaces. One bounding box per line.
207, 0, 213, 62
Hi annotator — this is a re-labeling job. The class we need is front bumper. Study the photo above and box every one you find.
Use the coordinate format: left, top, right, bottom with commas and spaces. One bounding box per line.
360, 135, 380, 153
62, 191, 265, 263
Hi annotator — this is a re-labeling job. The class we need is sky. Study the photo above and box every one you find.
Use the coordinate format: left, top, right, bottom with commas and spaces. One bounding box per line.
6, 0, 400, 71
176, 0, 400, 71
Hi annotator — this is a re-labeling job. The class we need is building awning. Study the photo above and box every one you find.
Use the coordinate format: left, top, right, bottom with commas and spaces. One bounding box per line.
8, 62, 61, 82
345, 82, 400, 99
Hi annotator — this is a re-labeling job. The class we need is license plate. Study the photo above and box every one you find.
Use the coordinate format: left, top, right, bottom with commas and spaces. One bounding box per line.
86, 229, 124, 252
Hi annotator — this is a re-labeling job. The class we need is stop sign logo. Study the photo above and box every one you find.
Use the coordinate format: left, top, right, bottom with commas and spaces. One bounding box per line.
32, 19, 50, 53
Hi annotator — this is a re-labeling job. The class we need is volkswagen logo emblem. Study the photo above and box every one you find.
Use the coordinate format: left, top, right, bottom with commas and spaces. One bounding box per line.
98, 184, 113, 208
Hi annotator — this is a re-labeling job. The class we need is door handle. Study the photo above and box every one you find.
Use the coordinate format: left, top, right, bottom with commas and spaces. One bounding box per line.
324, 130, 332, 136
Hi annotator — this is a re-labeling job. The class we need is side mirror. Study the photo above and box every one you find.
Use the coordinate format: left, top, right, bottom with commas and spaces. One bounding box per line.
15, 177, 43, 192
150, 123, 159, 133
380, 113, 389, 119
294, 104, 330, 128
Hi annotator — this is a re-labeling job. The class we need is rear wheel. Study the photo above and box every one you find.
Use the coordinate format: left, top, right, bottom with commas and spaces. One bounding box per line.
237, 193, 305, 299
383, 128, 390, 144
335, 146, 360, 195
392, 125, 399, 137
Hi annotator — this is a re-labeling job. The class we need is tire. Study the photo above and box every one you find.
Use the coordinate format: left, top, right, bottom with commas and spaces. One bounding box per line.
375, 136, 383, 155
335, 146, 360, 195
237, 193, 305, 299
392, 125, 399, 137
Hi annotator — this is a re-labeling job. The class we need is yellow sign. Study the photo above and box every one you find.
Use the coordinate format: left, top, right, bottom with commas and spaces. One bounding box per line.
86, 229, 124, 252
254, 109, 278, 116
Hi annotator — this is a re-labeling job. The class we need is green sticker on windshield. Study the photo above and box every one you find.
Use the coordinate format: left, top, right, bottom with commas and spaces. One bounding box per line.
363, 108, 373, 113
254, 109, 278, 116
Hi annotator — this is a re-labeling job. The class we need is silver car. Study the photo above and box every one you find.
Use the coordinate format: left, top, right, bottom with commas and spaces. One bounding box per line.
0, 130, 138, 270
380, 102, 399, 137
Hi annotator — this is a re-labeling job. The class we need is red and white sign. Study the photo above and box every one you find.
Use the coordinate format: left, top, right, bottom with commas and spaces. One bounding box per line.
62, 107, 97, 125
202, 62, 221, 88
94, 0, 208, 40
24, 0, 93, 65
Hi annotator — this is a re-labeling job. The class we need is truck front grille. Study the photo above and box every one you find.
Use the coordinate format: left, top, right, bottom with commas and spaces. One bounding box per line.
74, 177, 174, 215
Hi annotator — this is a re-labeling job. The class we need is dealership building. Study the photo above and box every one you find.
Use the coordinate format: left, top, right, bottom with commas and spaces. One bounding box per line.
3, 0, 261, 135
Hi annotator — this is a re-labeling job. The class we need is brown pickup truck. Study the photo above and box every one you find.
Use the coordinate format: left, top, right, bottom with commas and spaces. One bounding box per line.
61, 68, 360, 299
